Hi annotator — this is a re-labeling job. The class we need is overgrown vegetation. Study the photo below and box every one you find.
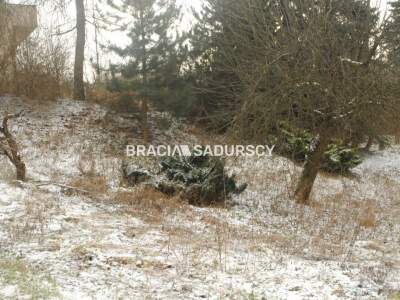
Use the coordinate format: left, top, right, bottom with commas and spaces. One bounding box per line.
1, 0, 400, 206
0, 33, 71, 100
1, 1, 400, 298
14, 33, 71, 101
106, 0, 196, 118
190, 0, 400, 204
123, 152, 247, 206
159, 154, 247, 205
277, 123, 362, 173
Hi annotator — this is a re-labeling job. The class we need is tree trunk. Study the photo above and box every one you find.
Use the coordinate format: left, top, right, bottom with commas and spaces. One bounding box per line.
142, 99, 150, 143
378, 138, 386, 151
93, 9, 101, 80
73, 0, 86, 100
140, 10, 150, 143
295, 134, 330, 205
10, 35, 17, 93
0, 113, 26, 181
395, 133, 400, 144
364, 136, 373, 151
15, 159, 26, 181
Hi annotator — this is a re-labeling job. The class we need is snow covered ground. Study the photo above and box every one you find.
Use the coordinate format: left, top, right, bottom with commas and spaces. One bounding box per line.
0, 96, 399, 299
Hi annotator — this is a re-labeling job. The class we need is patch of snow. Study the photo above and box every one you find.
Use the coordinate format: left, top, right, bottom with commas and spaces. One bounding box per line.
0, 96, 399, 299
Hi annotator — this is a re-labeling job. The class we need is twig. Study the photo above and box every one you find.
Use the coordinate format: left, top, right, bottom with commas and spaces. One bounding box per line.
34, 181, 91, 195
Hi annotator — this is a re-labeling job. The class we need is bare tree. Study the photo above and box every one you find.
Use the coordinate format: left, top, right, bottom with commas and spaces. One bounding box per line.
193, 0, 400, 205
73, 0, 86, 100
0, 112, 26, 181
39, 0, 87, 100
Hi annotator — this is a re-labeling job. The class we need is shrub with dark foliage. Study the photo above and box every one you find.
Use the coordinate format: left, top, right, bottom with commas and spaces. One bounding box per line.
277, 122, 362, 173
160, 153, 247, 205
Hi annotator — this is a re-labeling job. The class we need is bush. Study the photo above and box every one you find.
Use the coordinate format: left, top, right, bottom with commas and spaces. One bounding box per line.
159, 153, 247, 205
277, 122, 362, 173
104, 64, 199, 118
278, 123, 315, 161
322, 143, 362, 173
11, 32, 72, 100
124, 152, 247, 206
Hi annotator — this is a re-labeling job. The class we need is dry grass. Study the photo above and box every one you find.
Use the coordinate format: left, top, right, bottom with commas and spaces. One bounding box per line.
3, 190, 61, 244
86, 86, 120, 105
358, 204, 378, 229
77, 149, 97, 177
223, 155, 400, 264
68, 175, 109, 195
87, 86, 141, 113
1, 93, 396, 296
110, 155, 390, 272
1, 32, 72, 101
112, 186, 186, 221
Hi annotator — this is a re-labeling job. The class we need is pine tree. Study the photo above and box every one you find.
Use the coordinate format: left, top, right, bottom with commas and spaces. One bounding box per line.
386, 1, 400, 66
107, 0, 190, 119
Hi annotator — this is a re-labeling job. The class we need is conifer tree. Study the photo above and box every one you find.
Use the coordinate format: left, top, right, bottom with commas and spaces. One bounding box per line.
107, 0, 190, 122
386, 1, 400, 66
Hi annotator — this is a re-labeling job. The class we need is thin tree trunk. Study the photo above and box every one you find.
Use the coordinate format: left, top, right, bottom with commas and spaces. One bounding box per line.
15, 160, 26, 181
0, 113, 26, 181
93, 5, 101, 80
295, 134, 330, 205
378, 138, 386, 151
73, 0, 86, 100
364, 136, 373, 151
395, 133, 400, 144
10, 31, 17, 93
140, 9, 150, 143
142, 98, 149, 143
141, 53, 149, 143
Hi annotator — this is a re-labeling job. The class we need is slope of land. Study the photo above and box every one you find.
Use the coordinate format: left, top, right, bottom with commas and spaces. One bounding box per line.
0, 96, 399, 299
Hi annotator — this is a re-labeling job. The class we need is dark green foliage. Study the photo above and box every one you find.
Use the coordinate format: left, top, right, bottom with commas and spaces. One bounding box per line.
277, 123, 362, 173
188, 0, 245, 127
386, 1, 400, 66
278, 123, 315, 162
147, 75, 198, 118
106, 64, 124, 92
321, 144, 362, 173
160, 153, 247, 205
106, 0, 196, 117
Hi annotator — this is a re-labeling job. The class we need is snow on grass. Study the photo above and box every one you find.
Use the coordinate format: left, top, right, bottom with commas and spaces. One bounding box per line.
355, 146, 400, 182
0, 96, 399, 299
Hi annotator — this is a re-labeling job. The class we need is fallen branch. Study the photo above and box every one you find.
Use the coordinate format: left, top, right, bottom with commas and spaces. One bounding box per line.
340, 57, 364, 66
34, 181, 91, 195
